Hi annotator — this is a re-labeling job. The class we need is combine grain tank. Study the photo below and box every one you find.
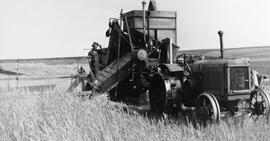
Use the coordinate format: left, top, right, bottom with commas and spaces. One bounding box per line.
124, 10, 177, 43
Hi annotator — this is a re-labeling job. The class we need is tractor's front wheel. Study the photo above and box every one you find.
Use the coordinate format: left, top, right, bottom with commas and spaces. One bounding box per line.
249, 87, 270, 121
196, 92, 220, 126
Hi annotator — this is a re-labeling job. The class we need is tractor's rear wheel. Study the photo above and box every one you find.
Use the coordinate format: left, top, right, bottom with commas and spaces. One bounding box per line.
196, 92, 220, 126
149, 73, 167, 114
250, 88, 270, 121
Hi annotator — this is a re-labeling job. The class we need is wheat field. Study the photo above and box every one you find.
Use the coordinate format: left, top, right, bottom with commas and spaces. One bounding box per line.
0, 88, 270, 141
1, 49, 270, 141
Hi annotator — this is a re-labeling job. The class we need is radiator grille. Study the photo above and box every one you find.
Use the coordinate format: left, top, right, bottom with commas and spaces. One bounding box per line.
230, 67, 249, 90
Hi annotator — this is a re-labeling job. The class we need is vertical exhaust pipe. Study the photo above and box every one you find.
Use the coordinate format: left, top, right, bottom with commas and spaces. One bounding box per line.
142, 0, 147, 44
169, 38, 173, 64
218, 30, 224, 59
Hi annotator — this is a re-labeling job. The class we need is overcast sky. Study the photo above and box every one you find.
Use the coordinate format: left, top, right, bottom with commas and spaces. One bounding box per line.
1, 0, 270, 59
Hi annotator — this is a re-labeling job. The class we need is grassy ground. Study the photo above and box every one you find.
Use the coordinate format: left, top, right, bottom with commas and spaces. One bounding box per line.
0, 89, 270, 141
1, 47, 270, 140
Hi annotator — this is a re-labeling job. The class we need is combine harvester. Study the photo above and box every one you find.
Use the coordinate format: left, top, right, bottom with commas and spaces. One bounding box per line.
80, 0, 270, 124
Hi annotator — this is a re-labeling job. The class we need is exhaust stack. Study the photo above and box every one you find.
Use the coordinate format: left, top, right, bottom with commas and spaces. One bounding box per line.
218, 30, 224, 59
169, 38, 173, 64
142, 0, 147, 44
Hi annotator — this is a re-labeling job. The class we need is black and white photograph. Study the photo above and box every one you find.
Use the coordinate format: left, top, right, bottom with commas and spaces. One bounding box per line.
1, 0, 270, 140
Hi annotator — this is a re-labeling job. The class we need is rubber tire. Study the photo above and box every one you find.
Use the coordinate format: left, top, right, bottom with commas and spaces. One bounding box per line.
250, 88, 270, 120
196, 92, 220, 125
149, 73, 167, 114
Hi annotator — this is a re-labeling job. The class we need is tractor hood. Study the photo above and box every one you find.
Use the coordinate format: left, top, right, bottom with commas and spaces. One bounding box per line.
192, 58, 250, 72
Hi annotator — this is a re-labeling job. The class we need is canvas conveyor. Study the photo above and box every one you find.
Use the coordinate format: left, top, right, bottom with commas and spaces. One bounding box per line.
93, 53, 132, 93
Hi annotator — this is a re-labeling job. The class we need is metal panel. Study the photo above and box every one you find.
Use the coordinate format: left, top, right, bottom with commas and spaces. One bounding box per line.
125, 10, 177, 19
130, 18, 176, 29
124, 10, 177, 44
157, 30, 177, 43
192, 59, 250, 73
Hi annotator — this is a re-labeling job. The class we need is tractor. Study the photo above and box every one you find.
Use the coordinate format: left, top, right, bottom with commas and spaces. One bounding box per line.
83, 0, 270, 123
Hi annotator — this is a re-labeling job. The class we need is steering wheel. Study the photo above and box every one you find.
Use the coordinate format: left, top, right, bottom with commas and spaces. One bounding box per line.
176, 54, 193, 65
176, 53, 193, 75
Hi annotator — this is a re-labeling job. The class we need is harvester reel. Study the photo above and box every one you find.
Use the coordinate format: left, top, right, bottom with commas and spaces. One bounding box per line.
196, 92, 220, 126
249, 88, 270, 121
149, 73, 167, 114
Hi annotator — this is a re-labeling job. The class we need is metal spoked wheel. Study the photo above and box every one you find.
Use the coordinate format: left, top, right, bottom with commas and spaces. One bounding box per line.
149, 73, 167, 114
196, 92, 220, 126
249, 88, 270, 121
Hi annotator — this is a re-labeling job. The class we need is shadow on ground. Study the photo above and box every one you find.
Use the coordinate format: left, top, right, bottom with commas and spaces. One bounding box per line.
114, 101, 198, 127
0, 67, 24, 75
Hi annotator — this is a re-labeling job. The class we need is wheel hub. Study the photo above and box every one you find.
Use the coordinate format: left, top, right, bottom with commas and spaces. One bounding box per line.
253, 101, 264, 115
199, 106, 210, 121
